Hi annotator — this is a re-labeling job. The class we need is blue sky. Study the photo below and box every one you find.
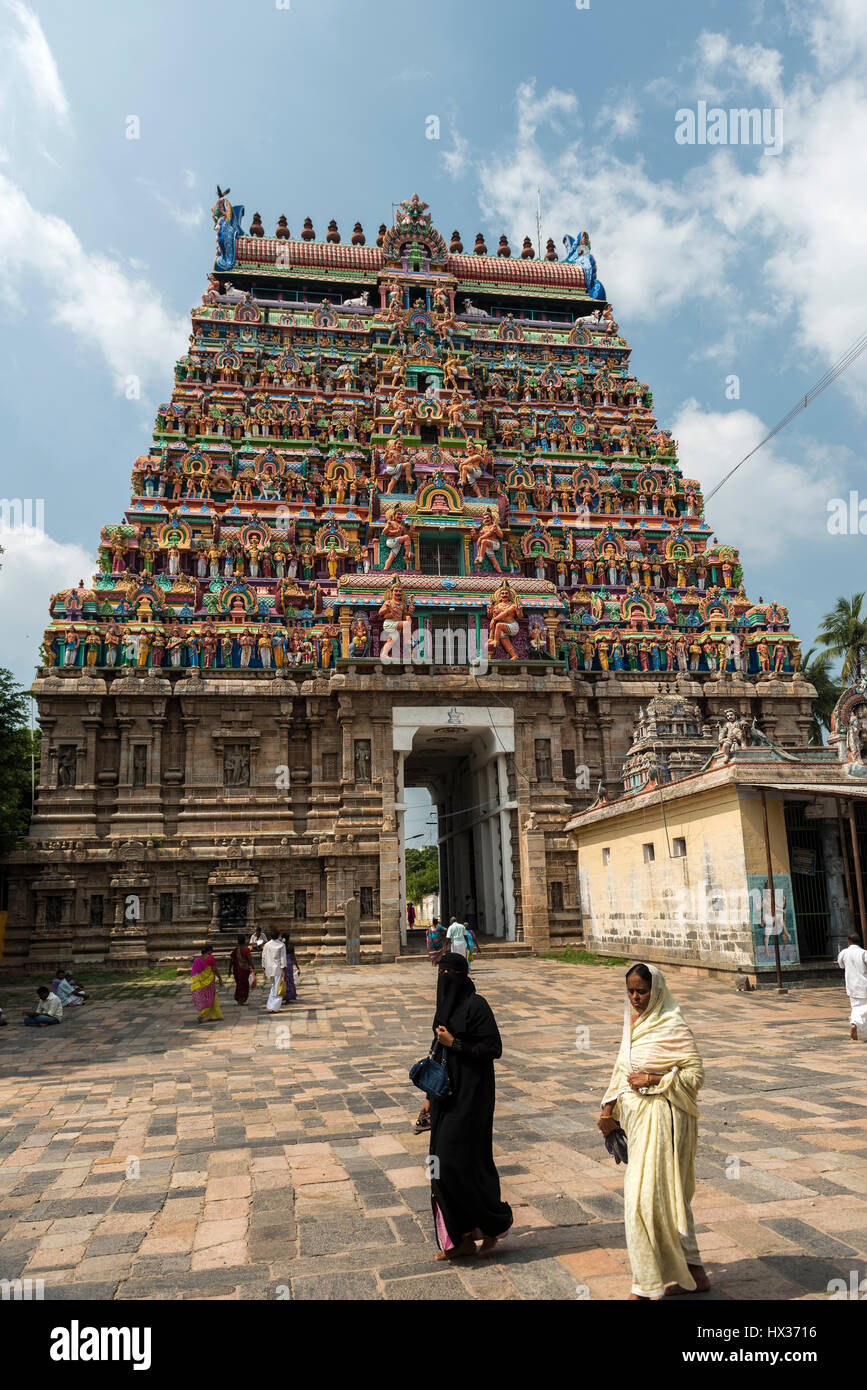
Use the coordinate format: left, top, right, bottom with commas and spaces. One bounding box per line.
1, 0, 866, 710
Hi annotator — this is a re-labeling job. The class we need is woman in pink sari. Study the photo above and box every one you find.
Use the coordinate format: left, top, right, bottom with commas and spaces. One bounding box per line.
190, 944, 223, 1023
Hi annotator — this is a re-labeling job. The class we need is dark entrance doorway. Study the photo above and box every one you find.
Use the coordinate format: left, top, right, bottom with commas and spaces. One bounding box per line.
784, 802, 831, 957
400, 722, 513, 948
219, 892, 249, 931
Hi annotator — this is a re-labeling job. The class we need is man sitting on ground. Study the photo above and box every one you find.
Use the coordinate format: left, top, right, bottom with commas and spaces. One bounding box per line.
23, 986, 63, 1027
56, 972, 88, 1006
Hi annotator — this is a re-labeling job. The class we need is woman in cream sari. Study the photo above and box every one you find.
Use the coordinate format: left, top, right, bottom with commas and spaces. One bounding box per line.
598, 962, 710, 1300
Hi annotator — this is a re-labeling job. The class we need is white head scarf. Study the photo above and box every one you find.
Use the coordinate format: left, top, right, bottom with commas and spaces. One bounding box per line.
603, 962, 703, 1112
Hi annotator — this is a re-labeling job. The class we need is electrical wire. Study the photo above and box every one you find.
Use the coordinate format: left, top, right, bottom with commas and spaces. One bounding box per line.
704, 329, 867, 504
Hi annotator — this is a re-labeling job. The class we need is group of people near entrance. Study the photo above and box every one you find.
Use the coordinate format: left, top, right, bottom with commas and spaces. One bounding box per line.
189, 929, 299, 1022
425, 915, 478, 966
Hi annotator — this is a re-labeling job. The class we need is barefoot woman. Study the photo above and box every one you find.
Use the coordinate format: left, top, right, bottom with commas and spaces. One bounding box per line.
597, 962, 710, 1299
428, 953, 513, 1260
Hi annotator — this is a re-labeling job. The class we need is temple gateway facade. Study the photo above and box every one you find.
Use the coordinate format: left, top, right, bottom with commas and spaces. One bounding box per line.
3, 194, 815, 968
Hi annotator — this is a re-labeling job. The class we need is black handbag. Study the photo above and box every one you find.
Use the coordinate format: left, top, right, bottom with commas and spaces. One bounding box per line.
409, 1042, 452, 1098
604, 1125, 628, 1164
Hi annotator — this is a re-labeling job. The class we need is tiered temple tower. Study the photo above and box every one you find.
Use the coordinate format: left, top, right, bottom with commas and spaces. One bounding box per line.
3, 193, 816, 967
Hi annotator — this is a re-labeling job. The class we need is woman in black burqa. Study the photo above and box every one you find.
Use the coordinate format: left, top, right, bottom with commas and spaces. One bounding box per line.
428, 952, 513, 1259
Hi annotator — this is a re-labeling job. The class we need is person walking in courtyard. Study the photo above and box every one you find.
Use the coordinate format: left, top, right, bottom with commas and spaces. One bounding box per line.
229, 934, 254, 1005
597, 962, 709, 1300
281, 932, 298, 1003
426, 915, 446, 965
427, 952, 513, 1259
446, 915, 467, 959
262, 929, 287, 1013
190, 944, 223, 1023
837, 932, 867, 1040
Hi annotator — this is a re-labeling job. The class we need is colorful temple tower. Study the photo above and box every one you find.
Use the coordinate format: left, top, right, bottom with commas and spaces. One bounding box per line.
4, 193, 816, 967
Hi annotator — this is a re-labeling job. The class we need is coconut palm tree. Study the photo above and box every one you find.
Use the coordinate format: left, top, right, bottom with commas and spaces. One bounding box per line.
800, 648, 841, 745
816, 593, 867, 683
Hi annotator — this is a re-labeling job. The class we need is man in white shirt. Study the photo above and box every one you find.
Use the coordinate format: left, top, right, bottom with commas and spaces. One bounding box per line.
56, 974, 87, 1006
23, 987, 63, 1027
446, 917, 467, 958
249, 927, 266, 975
261, 930, 287, 1013
837, 933, 867, 1040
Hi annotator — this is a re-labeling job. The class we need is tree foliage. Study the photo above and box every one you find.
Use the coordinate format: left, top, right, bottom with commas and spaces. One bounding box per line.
0, 668, 38, 857
405, 845, 438, 904
816, 592, 867, 682
800, 648, 841, 746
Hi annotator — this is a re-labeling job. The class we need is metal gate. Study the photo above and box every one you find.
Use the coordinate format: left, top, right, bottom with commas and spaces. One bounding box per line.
784, 802, 831, 958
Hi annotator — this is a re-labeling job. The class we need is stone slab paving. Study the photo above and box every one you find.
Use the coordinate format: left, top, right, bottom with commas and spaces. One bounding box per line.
0, 960, 866, 1301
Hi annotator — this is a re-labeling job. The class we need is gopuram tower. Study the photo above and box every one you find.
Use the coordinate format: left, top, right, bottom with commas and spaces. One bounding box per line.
3, 192, 816, 967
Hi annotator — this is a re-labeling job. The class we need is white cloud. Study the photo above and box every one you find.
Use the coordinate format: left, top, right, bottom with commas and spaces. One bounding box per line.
151, 192, 205, 231
514, 80, 578, 139
0, 524, 94, 689
694, 31, 784, 103
671, 400, 842, 563
709, 78, 867, 408
789, 0, 867, 75
0, 171, 188, 392
473, 29, 867, 408
142, 179, 208, 230
596, 94, 640, 140
442, 129, 471, 179
477, 86, 732, 319
4, 0, 69, 121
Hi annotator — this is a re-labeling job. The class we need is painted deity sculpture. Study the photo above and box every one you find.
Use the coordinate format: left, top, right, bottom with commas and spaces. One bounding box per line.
378, 581, 413, 662
381, 507, 413, 572
487, 581, 524, 661
33, 192, 800, 736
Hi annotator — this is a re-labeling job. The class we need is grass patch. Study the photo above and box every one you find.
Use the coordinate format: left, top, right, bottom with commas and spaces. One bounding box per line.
539, 947, 629, 967
0, 965, 181, 999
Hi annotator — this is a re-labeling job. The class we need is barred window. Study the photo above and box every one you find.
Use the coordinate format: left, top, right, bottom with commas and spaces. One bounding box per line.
419, 540, 460, 576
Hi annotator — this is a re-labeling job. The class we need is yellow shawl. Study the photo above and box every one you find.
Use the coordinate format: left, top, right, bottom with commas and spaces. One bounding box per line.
602, 962, 704, 1116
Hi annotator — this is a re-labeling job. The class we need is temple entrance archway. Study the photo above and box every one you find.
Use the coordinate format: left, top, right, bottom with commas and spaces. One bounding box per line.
393, 706, 517, 949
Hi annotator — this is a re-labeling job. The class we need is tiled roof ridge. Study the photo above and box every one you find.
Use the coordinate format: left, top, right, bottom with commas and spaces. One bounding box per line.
234, 236, 587, 288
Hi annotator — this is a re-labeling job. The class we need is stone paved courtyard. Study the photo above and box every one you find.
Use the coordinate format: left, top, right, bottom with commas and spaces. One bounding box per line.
1, 958, 866, 1302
